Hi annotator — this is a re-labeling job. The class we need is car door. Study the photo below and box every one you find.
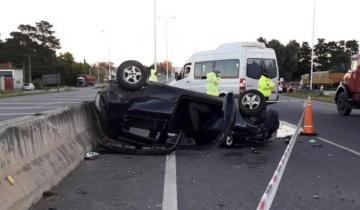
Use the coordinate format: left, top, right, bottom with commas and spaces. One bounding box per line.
212, 92, 235, 146
246, 56, 278, 100
170, 64, 192, 88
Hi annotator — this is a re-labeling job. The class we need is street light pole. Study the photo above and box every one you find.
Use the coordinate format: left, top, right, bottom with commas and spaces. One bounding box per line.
165, 18, 169, 82
154, 0, 157, 72
310, 0, 316, 91
101, 29, 111, 81
28, 55, 32, 83
158, 16, 175, 82
107, 42, 111, 81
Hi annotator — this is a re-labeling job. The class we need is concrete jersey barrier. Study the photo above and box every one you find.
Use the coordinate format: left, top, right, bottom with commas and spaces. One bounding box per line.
0, 102, 98, 210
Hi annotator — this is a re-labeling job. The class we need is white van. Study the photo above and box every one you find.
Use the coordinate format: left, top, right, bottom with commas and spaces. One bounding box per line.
170, 42, 279, 101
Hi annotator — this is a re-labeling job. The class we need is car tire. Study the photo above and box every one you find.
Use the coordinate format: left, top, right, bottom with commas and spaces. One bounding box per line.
336, 91, 352, 116
223, 135, 234, 147
116, 60, 148, 90
238, 90, 266, 116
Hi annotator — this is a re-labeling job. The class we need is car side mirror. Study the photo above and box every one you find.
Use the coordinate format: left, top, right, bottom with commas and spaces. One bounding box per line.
185, 66, 191, 74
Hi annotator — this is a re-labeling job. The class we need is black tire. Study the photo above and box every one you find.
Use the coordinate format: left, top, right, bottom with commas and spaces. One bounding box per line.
116, 60, 148, 90
336, 91, 352, 116
262, 109, 280, 134
238, 90, 266, 116
223, 135, 234, 147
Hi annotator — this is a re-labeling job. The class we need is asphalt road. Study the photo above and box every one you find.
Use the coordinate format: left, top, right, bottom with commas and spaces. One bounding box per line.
30, 95, 360, 210
0, 87, 99, 122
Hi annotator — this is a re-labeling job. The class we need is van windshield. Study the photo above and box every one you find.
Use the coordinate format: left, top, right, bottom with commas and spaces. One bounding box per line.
246, 58, 277, 79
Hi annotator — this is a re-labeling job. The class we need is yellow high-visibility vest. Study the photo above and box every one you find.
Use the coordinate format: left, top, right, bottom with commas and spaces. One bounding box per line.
149, 69, 157, 82
206, 72, 221, 96
258, 75, 275, 97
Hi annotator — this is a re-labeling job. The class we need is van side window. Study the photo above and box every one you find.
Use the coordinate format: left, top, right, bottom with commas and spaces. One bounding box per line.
194, 59, 239, 79
246, 58, 262, 79
247, 58, 277, 79
263, 59, 277, 79
194, 61, 212, 79
213, 60, 239, 78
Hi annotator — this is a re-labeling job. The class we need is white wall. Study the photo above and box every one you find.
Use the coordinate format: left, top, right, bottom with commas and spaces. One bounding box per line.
13, 69, 24, 89
0, 69, 24, 89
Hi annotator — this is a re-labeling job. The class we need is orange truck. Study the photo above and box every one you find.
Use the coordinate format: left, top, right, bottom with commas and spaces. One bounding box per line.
301, 71, 345, 88
335, 54, 360, 115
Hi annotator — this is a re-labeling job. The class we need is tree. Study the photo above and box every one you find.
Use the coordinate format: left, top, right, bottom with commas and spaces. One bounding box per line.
295, 42, 312, 79
345, 40, 359, 55
59, 52, 75, 64
35, 21, 60, 51
18, 21, 60, 52
267, 39, 286, 78
0, 21, 61, 81
283, 40, 300, 81
314, 38, 330, 71
159, 61, 173, 75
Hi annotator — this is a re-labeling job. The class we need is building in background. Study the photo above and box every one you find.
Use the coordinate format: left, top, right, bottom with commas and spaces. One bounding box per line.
0, 63, 24, 90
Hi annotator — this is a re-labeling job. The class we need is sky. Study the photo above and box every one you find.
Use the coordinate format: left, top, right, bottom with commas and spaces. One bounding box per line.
0, 0, 359, 67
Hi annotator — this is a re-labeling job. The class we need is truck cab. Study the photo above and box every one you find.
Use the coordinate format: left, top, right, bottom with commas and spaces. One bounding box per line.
335, 54, 360, 115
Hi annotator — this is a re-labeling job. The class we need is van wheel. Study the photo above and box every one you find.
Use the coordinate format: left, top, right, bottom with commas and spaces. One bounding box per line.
238, 90, 266, 116
116, 60, 148, 90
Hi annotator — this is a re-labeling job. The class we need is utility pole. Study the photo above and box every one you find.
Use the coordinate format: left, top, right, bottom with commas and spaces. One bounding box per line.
28, 55, 32, 83
310, 0, 316, 91
165, 18, 169, 82
97, 67, 100, 87
158, 16, 176, 82
84, 59, 91, 76
108, 61, 111, 80
154, 0, 157, 72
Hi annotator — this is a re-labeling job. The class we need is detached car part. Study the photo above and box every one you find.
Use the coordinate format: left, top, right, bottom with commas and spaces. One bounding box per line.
94, 60, 279, 154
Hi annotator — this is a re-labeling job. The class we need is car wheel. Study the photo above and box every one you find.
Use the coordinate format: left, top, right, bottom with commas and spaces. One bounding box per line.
238, 90, 266, 116
225, 135, 234, 147
116, 60, 148, 90
336, 91, 352, 116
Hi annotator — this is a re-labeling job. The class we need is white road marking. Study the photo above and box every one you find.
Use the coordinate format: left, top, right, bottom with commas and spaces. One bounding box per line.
0, 113, 36, 115
7, 98, 93, 101
0, 102, 79, 105
317, 137, 360, 157
0, 107, 61, 109
162, 152, 178, 210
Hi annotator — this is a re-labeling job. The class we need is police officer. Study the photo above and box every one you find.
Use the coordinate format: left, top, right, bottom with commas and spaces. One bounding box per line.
258, 72, 275, 100
206, 69, 221, 96
149, 68, 158, 82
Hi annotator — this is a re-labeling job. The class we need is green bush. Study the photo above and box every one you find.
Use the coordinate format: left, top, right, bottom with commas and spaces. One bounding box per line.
32, 78, 43, 89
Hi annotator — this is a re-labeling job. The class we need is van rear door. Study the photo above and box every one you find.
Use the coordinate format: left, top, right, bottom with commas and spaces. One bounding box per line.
245, 55, 278, 100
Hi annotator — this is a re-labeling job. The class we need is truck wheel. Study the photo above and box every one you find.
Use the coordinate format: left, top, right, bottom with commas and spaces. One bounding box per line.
116, 60, 148, 90
336, 92, 352, 116
238, 90, 266, 116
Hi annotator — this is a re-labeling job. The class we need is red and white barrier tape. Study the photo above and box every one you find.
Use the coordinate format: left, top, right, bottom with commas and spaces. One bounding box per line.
256, 111, 305, 210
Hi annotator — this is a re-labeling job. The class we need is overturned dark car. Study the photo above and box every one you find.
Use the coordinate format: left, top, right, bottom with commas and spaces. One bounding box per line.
94, 60, 279, 155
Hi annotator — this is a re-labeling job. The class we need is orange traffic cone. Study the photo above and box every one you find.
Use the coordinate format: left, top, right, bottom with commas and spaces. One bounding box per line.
300, 96, 317, 136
